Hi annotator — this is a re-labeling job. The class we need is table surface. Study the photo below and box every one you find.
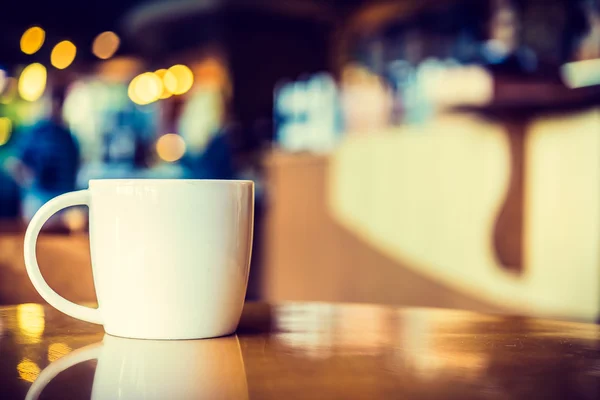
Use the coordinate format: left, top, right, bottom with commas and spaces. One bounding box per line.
1, 302, 599, 400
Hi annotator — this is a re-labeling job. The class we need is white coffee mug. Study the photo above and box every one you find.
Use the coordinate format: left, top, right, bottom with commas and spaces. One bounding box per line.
26, 334, 249, 400
24, 179, 254, 339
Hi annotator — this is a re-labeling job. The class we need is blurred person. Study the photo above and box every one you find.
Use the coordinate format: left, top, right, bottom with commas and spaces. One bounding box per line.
5, 85, 79, 228
76, 107, 183, 184
340, 65, 394, 131
179, 124, 236, 180
480, 0, 537, 75
178, 89, 236, 180
95, 109, 148, 178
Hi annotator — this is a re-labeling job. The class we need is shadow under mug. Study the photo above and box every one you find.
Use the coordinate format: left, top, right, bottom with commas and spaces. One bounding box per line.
23, 179, 254, 339
26, 334, 249, 400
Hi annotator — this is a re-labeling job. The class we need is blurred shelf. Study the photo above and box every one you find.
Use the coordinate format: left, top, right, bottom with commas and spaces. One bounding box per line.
459, 81, 600, 118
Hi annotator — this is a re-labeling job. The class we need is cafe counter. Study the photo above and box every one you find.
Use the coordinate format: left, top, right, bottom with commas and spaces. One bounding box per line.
261, 110, 600, 322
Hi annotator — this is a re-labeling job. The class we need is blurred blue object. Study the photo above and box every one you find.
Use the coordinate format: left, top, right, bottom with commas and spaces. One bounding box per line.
17, 120, 80, 192
13, 118, 79, 223
181, 132, 235, 180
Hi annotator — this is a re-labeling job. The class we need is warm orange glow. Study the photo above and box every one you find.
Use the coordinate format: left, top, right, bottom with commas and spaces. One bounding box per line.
18, 63, 47, 102
96, 57, 142, 83
193, 58, 228, 89
50, 40, 77, 69
20, 27, 45, 55
128, 72, 163, 105
164, 64, 194, 95
156, 134, 186, 162
17, 358, 40, 383
0, 117, 13, 146
154, 69, 173, 99
48, 342, 72, 362
92, 31, 120, 60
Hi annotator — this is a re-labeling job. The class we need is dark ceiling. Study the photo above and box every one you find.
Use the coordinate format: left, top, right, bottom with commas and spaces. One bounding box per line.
0, 0, 376, 65
0, 0, 380, 69
0, 0, 145, 68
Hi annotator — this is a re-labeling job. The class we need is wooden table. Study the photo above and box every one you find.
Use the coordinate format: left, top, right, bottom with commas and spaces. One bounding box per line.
1, 302, 599, 399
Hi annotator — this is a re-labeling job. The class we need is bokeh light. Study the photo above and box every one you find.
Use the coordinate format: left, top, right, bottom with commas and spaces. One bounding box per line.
17, 358, 40, 383
48, 342, 72, 362
0, 117, 13, 146
0, 77, 17, 104
92, 31, 120, 60
16, 304, 45, 345
50, 40, 77, 69
127, 76, 140, 104
154, 69, 172, 99
156, 133, 186, 162
20, 26, 45, 55
164, 64, 194, 95
18, 63, 47, 102
128, 72, 164, 105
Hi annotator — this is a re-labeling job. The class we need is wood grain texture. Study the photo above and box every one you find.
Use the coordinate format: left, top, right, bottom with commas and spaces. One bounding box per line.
0, 302, 599, 399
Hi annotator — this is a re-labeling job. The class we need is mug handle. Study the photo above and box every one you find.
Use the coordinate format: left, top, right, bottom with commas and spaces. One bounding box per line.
24, 190, 103, 324
25, 342, 103, 400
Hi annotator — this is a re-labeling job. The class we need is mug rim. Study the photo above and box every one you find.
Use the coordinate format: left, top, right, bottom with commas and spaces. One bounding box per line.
89, 179, 254, 186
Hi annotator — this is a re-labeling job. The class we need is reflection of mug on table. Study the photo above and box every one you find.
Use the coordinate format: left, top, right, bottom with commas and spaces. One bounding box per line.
27, 334, 248, 400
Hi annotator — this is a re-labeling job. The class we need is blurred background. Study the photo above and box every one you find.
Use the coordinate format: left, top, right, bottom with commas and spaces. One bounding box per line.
0, 0, 599, 321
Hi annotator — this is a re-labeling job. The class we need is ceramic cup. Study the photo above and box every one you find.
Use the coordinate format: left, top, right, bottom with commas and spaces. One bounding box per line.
24, 179, 254, 339
26, 334, 249, 400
